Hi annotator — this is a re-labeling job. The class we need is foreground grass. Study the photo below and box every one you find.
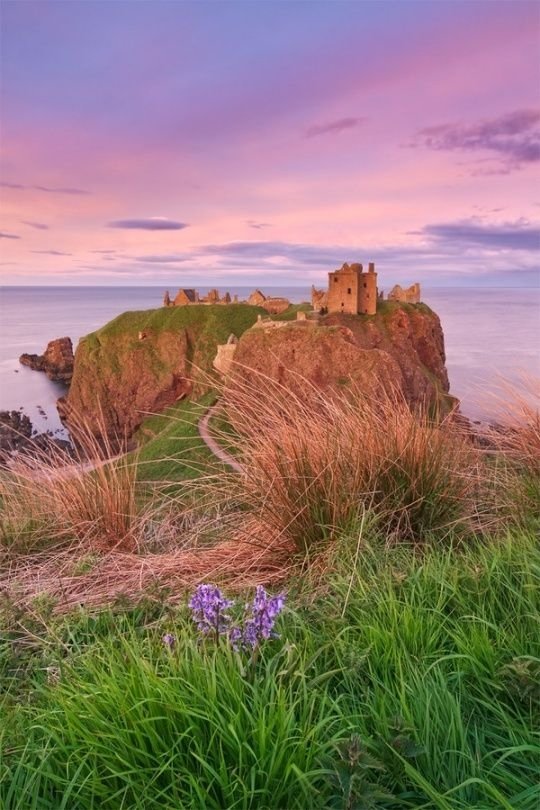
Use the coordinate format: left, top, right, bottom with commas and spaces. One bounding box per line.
1, 531, 538, 809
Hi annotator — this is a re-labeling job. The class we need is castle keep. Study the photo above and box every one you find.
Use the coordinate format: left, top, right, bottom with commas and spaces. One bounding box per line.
327, 262, 378, 315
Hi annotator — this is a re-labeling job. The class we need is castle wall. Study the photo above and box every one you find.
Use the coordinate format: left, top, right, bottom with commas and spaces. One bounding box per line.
327, 266, 360, 314
358, 268, 377, 315
387, 283, 421, 304
327, 262, 377, 315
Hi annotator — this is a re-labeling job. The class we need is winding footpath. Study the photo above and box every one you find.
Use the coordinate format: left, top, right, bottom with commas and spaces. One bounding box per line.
198, 402, 244, 474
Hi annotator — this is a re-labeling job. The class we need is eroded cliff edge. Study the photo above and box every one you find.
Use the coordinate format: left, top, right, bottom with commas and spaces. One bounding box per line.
59, 300, 454, 451
230, 301, 452, 410
58, 304, 265, 449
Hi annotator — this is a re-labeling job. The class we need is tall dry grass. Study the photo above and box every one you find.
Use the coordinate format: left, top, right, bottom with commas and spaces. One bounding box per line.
0, 416, 142, 556
484, 374, 540, 471
207, 369, 490, 552
481, 374, 540, 524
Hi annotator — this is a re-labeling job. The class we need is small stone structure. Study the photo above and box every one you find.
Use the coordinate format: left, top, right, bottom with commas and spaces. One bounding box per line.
327, 262, 378, 315
261, 297, 290, 315
387, 283, 421, 304
248, 290, 266, 307
311, 286, 328, 312
213, 334, 239, 376
173, 289, 198, 306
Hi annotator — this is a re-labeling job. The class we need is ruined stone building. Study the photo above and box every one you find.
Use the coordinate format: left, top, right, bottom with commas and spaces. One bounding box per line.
387, 283, 421, 304
248, 290, 266, 306
327, 262, 378, 315
173, 289, 198, 306
311, 286, 328, 312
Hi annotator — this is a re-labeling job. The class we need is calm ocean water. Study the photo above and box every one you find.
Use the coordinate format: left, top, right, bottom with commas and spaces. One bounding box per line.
0, 286, 538, 432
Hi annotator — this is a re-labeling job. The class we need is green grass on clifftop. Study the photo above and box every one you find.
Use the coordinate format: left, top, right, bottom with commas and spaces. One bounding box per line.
87, 303, 266, 342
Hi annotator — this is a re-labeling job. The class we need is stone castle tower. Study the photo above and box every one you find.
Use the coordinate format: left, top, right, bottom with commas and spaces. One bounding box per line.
327, 262, 378, 315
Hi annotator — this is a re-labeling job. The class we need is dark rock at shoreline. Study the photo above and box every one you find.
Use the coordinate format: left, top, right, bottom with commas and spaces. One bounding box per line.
0, 409, 75, 465
0, 410, 33, 456
19, 337, 74, 384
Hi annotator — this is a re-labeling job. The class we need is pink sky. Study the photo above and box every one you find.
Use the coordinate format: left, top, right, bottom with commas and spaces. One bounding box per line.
1, 0, 539, 287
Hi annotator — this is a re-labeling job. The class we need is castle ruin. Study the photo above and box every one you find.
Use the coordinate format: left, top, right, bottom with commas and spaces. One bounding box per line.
327, 262, 378, 315
387, 283, 421, 304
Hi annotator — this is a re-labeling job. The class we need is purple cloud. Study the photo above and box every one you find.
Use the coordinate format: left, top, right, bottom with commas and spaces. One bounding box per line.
21, 220, 49, 230
90, 249, 116, 254
305, 117, 363, 138
0, 231, 20, 239
130, 254, 189, 263
107, 218, 189, 231
411, 109, 540, 172
246, 220, 273, 229
31, 249, 72, 256
0, 181, 91, 195
415, 219, 540, 251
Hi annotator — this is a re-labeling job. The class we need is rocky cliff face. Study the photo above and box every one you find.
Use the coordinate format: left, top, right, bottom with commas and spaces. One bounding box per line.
230, 302, 453, 411
323, 302, 450, 404
58, 304, 264, 450
20, 337, 74, 384
59, 301, 453, 452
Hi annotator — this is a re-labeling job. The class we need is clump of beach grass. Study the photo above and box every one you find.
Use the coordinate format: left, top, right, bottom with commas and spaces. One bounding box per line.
208, 368, 491, 553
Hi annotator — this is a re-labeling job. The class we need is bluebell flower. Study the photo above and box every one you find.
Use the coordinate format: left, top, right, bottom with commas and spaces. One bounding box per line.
162, 633, 176, 649
242, 586, 286, 649
189, 584, 234, 639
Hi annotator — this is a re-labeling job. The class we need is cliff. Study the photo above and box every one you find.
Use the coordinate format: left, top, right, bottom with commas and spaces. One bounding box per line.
229, 302, 453, 411
59, 304, 264, 450
20, 337, 74, 384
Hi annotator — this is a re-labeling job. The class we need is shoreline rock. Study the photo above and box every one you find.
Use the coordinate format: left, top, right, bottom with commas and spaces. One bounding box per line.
0, 409, 74, 465
19, 337, 74, 385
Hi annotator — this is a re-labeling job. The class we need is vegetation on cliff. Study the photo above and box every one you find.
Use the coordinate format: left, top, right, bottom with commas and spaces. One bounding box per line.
60, 304, 265, 449
60, 300, 454, 453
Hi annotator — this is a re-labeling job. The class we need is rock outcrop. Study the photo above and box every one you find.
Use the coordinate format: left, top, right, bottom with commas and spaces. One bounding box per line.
0, 410, 33, 459
0, 410, 73, 464
229, 302, 453, 412
323, 302, 450, 406
19, 337, 74, 384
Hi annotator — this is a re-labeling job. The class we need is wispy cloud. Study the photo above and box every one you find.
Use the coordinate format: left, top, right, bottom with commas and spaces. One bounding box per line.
21, 220, 49, 230
246, 220, 273, 230
411, 109, 540, 173
0, 181, 91, 195
413, 218, 540, 251
31, 249, 73, 256
107, 218, 189, 231
0, 231, 20, 239
305, 117, 363, 138
90, 249, 116, 254
130, 254, 189, 263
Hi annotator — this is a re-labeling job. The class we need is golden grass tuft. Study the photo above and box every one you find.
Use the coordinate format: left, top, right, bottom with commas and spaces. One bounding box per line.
201, 367, 491, 551
2, 371, 536, 612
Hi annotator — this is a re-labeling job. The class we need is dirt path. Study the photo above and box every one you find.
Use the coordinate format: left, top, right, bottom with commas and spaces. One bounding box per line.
198, 402, 244, 474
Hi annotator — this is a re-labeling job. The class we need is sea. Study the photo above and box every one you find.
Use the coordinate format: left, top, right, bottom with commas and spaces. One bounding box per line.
0, 286, 539, 434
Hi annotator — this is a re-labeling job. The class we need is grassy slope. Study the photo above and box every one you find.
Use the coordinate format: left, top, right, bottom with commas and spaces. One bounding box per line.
76, 303, 266, 403
133, 394, 218, 482
87, 303, 266, 341
1, 531, 538, 810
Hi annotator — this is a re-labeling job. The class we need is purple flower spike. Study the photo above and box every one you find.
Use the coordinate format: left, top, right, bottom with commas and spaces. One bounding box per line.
189, 584, 234, 639
162, 633, 176, 649
242, 586, 286, 649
